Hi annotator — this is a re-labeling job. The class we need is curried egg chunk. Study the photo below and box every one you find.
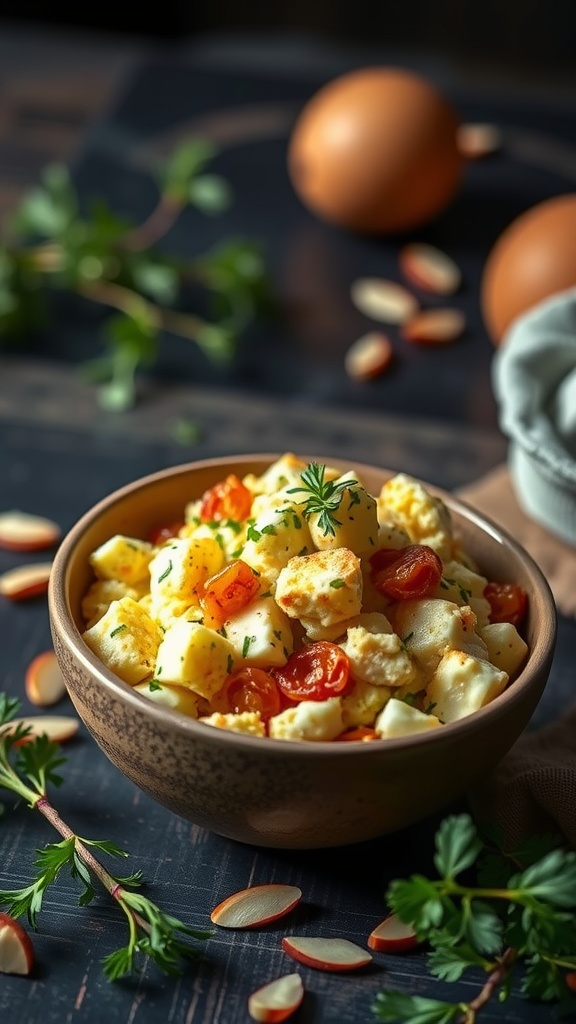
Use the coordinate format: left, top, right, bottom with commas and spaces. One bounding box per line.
223, 596, 294, 667
154, 619, 236, 700
82, 596, 162, 685
180, 518, 247, 562
240, 505, 313, 585
434, 559, 491, 628
89, 535, 153, 585
81, 578, 149, 629
377, 473, 453, 560
199, 711, 266, 736
375, 697, 442, 738
425, 649, 509, 723
341, 622, 422, 690
391, 598, 488, 676
268, 697, 344, 741
275, 547, 363, 631
480, 622, 528, 677
341, 677, 392, 728
134, 680, 209, 718
149, 536, 224, 613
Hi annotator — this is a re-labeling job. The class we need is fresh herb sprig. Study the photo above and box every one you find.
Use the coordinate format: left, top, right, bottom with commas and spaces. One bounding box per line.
288, 463, 358, 538
372, 814, 576, 1022
0, 140, 268, 411
0, 694, 211, 979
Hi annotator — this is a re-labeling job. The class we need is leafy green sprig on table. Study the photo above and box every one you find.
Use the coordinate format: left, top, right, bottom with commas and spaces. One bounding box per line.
0, 695, 211, 979
373, 814, 576, 1023
0, 139, 268, 410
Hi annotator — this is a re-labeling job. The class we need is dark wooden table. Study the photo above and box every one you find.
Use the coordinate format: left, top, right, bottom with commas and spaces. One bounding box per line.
1, 24, 576, 1024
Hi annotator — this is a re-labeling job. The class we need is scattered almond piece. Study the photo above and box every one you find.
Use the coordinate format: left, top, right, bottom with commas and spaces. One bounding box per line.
401, 308, 466, 345
350, 278, 419, 324
211, 884, 302, 929
0, 510, 60, 552
3, 715, 80, 745
457, 122, 502, 160
281, 935, 372, 972
345, 332, 393, 381
25, 651, 67, 707
248, 973, 304, 1023
0, 563, 52, 600
399, 243, 462, 296
0, 914, 35, 975
367, 912, 420, 952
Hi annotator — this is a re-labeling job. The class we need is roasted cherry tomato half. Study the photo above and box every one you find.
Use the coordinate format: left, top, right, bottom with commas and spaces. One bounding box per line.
370, 544, 443, 600
147, 520, 184, 545
222, 667, 282, 721
273, 641, 351, 702
199, 559, 260, 629
199, 474, 252, 523
484, 581, 528, 627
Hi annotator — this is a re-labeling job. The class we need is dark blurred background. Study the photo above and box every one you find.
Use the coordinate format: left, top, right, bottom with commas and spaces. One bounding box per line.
1, 1, 576, 90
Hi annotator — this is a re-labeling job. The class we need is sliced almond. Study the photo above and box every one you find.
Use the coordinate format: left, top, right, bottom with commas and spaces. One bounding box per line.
281, 936, 372, 972
457, 122, 502, 160
211, 884, 302, 929
367, 912, 420, 952
248, 973, 304, 1023
25, 651, 67, 707
350, 278, 418, 325
0, 563, 52, 600
345, 332, 393, 381
399, 243, 462, 296
0, 914, 35, 975
0, 511, 60, 552
401, 308, 466, 345
3, 715, 80, 745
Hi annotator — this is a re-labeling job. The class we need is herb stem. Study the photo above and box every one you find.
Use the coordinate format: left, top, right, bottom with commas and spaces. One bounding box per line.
77, 279, 207, 341
34, 794, 152, 935
459, 948, 517, 1022
120, 195, 183, 252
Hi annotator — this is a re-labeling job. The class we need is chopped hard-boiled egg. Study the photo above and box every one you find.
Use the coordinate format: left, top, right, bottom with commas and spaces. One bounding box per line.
80, 454, 529, 743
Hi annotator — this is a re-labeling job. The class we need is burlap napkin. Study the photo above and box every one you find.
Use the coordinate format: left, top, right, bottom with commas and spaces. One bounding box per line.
458, 464, 576, 850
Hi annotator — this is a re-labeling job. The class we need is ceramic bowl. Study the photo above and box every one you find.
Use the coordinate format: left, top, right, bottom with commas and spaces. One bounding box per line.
48, 454, 557, 849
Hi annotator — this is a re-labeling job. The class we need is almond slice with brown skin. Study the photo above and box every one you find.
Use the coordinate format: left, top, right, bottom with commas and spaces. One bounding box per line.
399, 243, 462, 296
350, 278, 419, 324
281, 936, 372, 972
345, 332, 394, 381
367, 912, 420, 952
0, 511, 60, 552
211, 884, 302, 929
25, 651, 67, 707
0, 914, 35, 975
4, 715, 80, 745
248, 973, 304, 1023
401, 308, 466, 344
458, 122, 502, 160
0, 563, 52, 600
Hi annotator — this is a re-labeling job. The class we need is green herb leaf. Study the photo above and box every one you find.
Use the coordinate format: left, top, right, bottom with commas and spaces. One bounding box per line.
287, 463, 357, 538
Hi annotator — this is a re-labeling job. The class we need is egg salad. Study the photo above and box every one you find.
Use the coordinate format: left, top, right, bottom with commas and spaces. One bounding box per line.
80, 454, 529, 742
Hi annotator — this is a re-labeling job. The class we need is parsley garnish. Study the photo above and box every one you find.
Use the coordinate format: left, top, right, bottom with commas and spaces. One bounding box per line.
148, 680, 162, 692
288, 463, 358, 538
372, 814, 576, 1021
330, 578, 345, 589
110, 624, 127, 638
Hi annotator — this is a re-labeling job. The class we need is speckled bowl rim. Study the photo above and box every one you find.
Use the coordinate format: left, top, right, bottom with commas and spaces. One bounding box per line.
48, 453, 557, 759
